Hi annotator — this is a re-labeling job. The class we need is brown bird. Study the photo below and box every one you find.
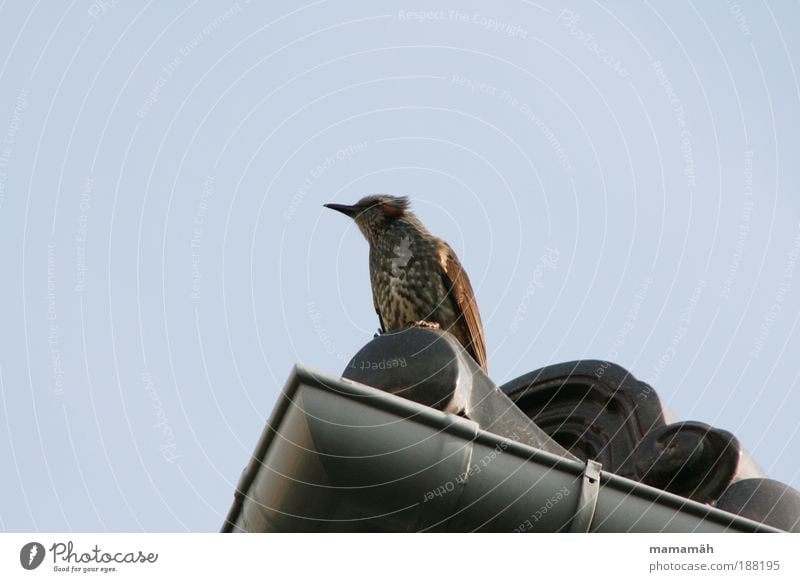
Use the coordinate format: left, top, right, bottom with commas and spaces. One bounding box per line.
324, 195, 487, 373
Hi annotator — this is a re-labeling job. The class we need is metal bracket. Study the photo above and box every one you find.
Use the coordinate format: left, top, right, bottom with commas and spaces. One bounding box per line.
569, 459, 603, 532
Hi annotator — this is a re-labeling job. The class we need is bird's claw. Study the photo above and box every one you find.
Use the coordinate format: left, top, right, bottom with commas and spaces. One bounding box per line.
408, 320, 441, 330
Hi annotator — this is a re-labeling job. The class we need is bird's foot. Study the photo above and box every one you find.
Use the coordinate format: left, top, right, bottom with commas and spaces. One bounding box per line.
373, 328, 384, 338
408, 320, 440, 330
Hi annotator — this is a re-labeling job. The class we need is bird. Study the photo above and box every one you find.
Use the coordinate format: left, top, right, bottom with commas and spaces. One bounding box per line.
324, 194, 488, 373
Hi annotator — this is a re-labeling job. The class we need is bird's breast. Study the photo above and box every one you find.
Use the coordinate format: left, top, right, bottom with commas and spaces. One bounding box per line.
370, 242, 452, 330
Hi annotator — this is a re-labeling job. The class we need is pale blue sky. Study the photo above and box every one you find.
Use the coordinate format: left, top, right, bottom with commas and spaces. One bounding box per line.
0, 1, 798, 531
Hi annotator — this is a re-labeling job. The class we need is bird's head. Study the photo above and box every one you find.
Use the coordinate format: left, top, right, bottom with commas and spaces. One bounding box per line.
324, 194, 411, 243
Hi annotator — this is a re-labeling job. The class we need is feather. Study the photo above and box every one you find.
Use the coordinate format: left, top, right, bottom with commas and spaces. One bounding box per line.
436, 240, 488, 372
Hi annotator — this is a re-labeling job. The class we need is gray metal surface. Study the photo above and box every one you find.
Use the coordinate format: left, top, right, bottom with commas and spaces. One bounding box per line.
501, 360, 769, 507
222, 365, 780, 533
342, 327, 574, 459
716, 479, 800, 533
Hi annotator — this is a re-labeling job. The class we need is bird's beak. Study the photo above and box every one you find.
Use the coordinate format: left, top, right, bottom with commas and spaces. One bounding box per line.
323, 203, 361, 218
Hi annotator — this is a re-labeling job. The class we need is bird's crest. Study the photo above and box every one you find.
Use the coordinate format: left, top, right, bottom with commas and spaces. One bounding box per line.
381, 196, 409, 218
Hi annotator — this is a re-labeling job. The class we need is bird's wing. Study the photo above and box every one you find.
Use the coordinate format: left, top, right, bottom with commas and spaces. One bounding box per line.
437, 240, 488, 372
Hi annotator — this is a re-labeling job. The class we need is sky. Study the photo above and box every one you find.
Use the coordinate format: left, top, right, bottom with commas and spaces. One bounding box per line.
0, 0, 798, 532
